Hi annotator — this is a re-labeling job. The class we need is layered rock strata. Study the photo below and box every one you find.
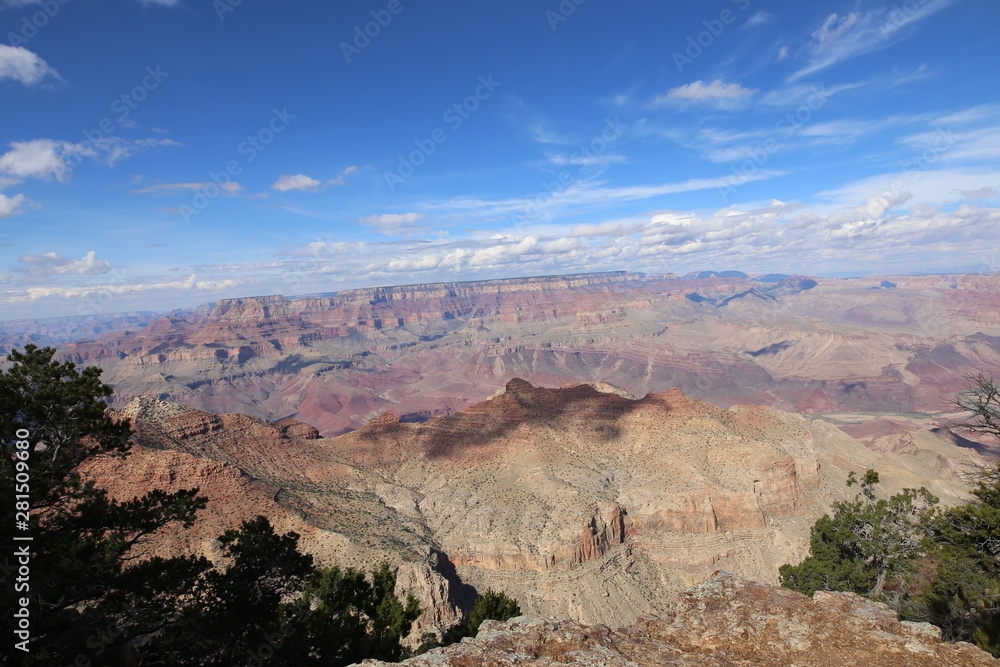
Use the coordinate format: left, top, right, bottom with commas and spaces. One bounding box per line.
79, 380, 991, 638
49, 272, 1000, 436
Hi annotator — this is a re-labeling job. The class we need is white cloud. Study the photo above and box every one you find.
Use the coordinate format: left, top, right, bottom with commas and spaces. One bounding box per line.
132, 181, 243, 195
958, 187, 997, 200
570, 220, 636, 237
541, 237, 582, 253
0, 139, 74, 182
902, 126, 1000, 164
431, 172, 785, 222
548, 153, 628, 167
0, 193, 28, 218
133, 137, 182, 150
271, 167, 356, 191
10, 274, 243, 304
0, 137, 179, 184
359, 212, 426, 236
0, 44, 60, 86
528, 120, 575, 146
356, 193, 1000, 280
930, 103, 1000, 127
744, 11, 772, 27
285, 241, 371, 258
790, 0, 957, 81
657, 80, 758, 105
777, 45, 789, 60
812, 12, 860, 50
272, 173, 321, 192
327, 165, 357, 186
19, 250, 112, 276
641, 86, 917, 164
818, 168, 1000, 210
57, 250, 112, 275
382, 233, 584, 273
7, 190, 1000, 313
798, 116, 927, 147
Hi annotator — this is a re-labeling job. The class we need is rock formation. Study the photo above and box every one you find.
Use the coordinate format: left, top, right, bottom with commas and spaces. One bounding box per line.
43, 271, 1000, 438
78, 380, 992, 639
352, 572, 998, 666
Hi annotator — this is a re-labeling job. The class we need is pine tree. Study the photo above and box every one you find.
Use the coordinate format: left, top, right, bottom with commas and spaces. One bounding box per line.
300, 562, 421, 665
1, 345, 209, 665
779, 469, 938, 600
916, 461, 1000, 655
465, 588, 522, 636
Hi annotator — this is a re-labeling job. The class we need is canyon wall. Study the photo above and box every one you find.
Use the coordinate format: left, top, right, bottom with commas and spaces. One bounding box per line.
43, 271, 1000, 438
80, 379, 992, 637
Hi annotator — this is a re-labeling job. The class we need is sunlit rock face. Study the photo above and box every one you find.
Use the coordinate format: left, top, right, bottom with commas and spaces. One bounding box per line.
81, 379, 989, 637
353, 573, 999, 667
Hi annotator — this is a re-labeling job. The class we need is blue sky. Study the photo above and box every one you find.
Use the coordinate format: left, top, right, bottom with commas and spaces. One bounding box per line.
1, 0, 998, 319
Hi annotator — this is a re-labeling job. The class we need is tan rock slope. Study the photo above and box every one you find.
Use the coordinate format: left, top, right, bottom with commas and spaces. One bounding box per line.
80, 380, 992, 638
354, 573, 998, 666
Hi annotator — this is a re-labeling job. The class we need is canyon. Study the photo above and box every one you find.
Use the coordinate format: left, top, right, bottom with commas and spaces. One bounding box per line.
39, 270, 1000, 439
80, 377, 994, 640
8, 269, 1000, 652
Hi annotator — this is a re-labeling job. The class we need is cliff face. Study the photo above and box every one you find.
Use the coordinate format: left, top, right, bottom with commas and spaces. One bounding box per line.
53, 272, 1000, 438
354, 573, 998, 666
79, 380, 990, 638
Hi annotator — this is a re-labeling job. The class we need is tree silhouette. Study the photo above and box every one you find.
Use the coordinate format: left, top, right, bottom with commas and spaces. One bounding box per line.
1, 345, 209, 665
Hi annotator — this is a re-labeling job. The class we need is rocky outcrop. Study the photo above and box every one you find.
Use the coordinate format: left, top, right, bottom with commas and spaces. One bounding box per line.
83, 380, 991, 638
353, 573, 998, 666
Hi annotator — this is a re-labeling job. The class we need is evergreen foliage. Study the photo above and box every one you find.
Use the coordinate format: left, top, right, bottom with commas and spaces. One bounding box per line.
780, 373, 1000, 656
422, 587, 522, 652
465, 588, 522, 636
1, 345, 210, 664
779, 470, 938, 599
0, 346, 421, 665
917, 461, 1000, 656
301, 562, 421, 665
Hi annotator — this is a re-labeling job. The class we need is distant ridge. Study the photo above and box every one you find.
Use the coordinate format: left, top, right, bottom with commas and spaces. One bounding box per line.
52, 272, 1000, 438
289, 270, 652, 301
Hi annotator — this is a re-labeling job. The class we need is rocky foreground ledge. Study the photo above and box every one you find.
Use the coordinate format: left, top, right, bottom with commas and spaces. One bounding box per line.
354, 573, 997, 666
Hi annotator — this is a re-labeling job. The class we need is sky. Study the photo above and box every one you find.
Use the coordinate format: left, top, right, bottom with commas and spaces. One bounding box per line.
1, 0, 999, 320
